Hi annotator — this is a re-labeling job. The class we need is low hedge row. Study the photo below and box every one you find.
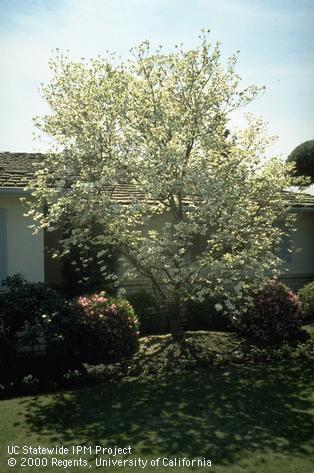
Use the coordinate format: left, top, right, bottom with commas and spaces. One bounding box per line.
126, 291, 231, 335
1, 275, 313, 389
0, 276, 139, 384
127, 279, 314, 341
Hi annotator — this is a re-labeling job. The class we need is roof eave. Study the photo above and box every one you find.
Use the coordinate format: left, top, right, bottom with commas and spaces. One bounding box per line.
0, 187, 32, 195
292, 206, 314, 212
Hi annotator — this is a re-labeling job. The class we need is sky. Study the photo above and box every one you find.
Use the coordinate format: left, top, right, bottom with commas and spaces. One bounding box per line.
0, 0, 313, 158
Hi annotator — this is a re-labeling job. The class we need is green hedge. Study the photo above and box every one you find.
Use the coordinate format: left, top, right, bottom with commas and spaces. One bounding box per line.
298, 281, 314, 322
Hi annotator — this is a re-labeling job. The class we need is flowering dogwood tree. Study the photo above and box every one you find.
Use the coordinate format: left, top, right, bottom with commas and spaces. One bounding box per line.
28, 32, 296, 340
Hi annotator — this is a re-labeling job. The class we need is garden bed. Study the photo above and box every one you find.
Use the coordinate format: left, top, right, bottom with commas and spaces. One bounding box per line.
1, 328, 313, 399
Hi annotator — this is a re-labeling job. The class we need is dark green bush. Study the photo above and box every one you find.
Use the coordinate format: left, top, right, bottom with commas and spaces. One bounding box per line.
183, 298, 230, 332
42, 299, 86, 363
0, 274, 84, 382
126, 291, 169, 335
298, 281, 314, 322
75, 292, 139, 364
287, 139, 314, 184
0, 278, 139, 383
0, 274, 66, 349
235, 280, 307, 344
0, 336, 16, 382
126, 292, 230, 335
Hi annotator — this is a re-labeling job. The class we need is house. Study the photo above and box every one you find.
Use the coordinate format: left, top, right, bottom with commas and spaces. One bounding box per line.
0, 152, 62, 286
0, 152, 314, 292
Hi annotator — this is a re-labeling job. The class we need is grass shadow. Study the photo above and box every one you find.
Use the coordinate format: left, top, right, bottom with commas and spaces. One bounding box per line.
17, 361, 314, 466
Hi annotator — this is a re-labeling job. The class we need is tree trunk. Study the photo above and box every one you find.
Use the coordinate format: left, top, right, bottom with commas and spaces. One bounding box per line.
168, 302, 204, 361
169, 302, 185, 342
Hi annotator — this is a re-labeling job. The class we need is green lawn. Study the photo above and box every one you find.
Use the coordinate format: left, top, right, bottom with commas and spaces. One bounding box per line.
0, 359, 313, 472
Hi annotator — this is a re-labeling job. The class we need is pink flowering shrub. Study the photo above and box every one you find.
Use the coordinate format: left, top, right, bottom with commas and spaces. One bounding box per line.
75, 291, 139, 364
236, 280, 306, 344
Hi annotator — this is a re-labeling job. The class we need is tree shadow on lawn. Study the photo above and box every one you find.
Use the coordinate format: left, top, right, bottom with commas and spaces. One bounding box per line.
17, 361, 313, 467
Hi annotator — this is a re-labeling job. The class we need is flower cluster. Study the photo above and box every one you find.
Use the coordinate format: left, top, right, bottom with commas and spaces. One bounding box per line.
22, 374, 39, 385
77, 292, 120, 318
235, 280, 305, 344
78, 291, 108, 306
75, 292, 139, 364
61, 369, 84, 386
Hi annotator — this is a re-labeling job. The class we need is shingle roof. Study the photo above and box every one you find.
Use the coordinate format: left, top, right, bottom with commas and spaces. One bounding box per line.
285, 192, 314, 209
0, 152, 42, 189
0, 152, 314, 208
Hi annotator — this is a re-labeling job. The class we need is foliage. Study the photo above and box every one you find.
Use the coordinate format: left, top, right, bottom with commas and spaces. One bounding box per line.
126, 291, 230, 335
298, 281, 314, 322
0, 335, 16, 376
0, 274, 85, 380
21, 374, 40, 394
41, 299, 87, 362
183, 298, 230, 331
1, 330, 313, 398
28, 32, 297, 336
125, 291, 231, 335
0, 276, 138, 386
0, 274, 65, 348
211, 339, 314, 366
0, 274, 139, 385
61, 220, 118, 297
287, 139, 314, 184
84, 334, 314, 378
61, 369, 85, 386
234, 280, 306, 344
126, 291, 169, 335
75, 292, 139, 364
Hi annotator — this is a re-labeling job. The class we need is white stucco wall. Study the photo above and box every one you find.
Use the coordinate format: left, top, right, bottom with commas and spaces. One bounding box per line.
0, 194, 45, 282
280, 210, 314, 290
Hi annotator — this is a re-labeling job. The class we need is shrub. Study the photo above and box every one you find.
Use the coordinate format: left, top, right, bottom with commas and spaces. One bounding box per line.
126, 291, 168, 335
183, 298, 231, 332
0, 336, 16, 383
126, 291, 230, 335
0, 274, 66, 350
0, 274, 84, 381
235, 280, 306, 344
298, 282, 314, 322
75, 292, 139, 364
42, 299, 87, 363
